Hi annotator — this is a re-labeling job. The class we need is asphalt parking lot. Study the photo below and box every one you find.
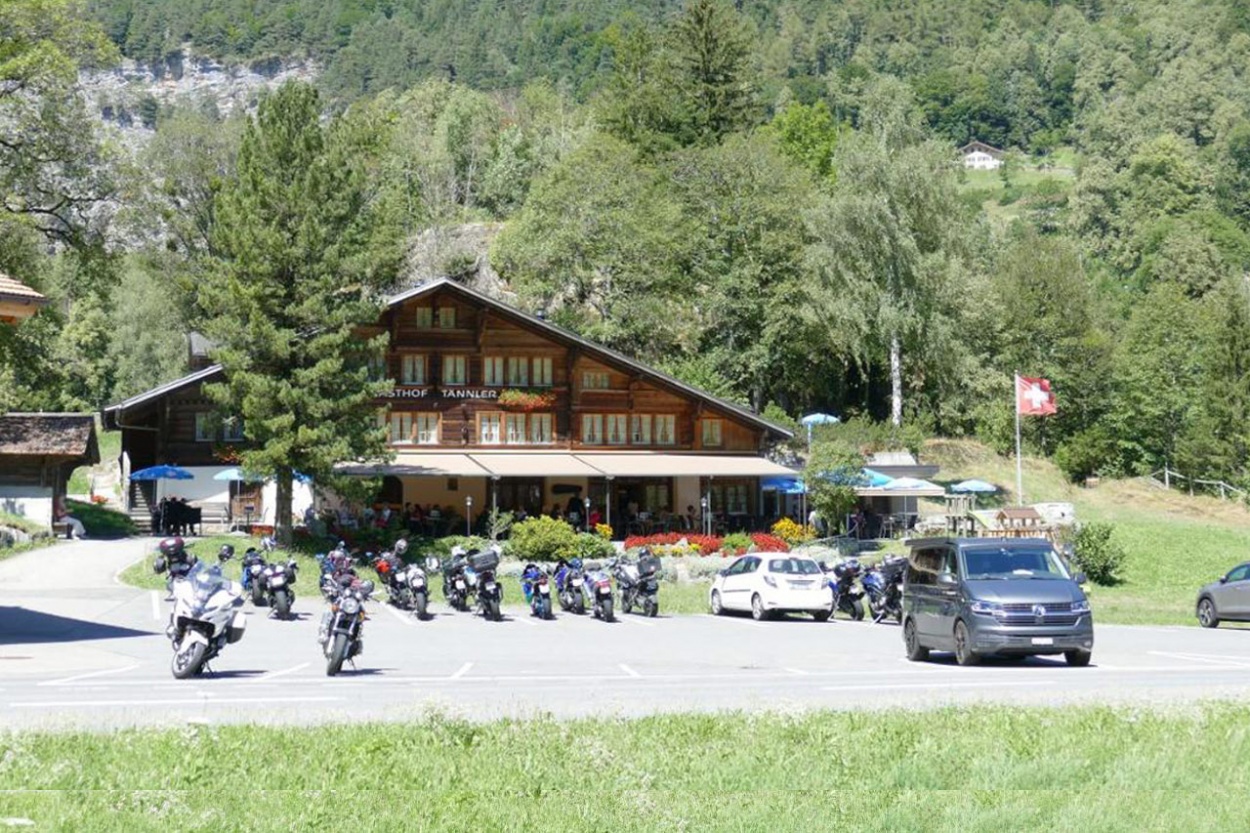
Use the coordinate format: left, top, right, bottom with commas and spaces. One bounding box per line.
6, 539, 1250, 730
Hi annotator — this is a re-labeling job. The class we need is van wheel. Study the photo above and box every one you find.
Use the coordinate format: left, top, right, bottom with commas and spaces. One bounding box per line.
1198, 598, 1219, 628
1064, 649, 1092, 667
904, 618, 929, 662
954, 620, 980, 666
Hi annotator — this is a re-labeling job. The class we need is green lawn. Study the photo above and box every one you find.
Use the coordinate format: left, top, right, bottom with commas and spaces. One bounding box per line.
4, 704, 1250, 829
68, 427, 120, 495
924, 438, 1250, 626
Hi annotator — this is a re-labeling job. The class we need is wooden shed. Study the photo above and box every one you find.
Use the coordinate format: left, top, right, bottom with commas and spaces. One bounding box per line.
0, 414, 99, 529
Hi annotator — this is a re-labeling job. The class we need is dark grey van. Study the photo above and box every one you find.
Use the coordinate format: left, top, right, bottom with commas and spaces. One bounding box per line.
902, 537, 1094, 666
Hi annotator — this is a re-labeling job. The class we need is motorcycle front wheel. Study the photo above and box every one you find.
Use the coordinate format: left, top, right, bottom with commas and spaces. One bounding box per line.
573, 590, 586, 615
251, 584, 266, 607
326, 633, 349, 676
171, 639, 207, 679
644, 596, 658, 618
621, 591, 633, 615
846, 598, 865, 621
273, 589, 291, 619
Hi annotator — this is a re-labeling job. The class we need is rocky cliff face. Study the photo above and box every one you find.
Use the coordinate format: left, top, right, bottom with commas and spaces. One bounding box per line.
78, 46, 318, 144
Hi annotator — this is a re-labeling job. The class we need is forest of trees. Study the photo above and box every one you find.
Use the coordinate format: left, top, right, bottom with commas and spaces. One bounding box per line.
6, 0, 1250, 490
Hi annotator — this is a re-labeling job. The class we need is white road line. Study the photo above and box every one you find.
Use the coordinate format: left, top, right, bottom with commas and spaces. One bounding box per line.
38, 663, 141, 687
150, 590, 162, 620
449, 662, 473, 680
11, 696, 344, 708
619, 663, 641, 678
617, 616, 656, 627
1149, 651, 1250, 668
254, 662, 311, 682
510, 615, 538, 627
382, 605, 415, 627
822, 681, 1052, 693
783, 667, 810, 676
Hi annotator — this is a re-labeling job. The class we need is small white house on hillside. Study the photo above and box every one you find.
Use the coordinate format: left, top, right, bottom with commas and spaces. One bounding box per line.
959, 140, 1004, 170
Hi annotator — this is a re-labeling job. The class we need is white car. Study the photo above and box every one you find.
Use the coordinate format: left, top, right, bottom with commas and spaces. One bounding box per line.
709, 553, 833, 621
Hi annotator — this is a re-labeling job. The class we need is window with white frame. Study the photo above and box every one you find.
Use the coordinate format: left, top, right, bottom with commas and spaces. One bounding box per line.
479, 413, 502, 444
194, 413, 213, 442
222, 416, 245, 442
438, 305, 456, 329
416, 413, 439, 444
505, 413, 526, 444
506, 356, 528, 386
630, 414, 651, 445
415, 306, 433, 328
442, 355, 467, 385
606, 414, 628, 445
582, 371, 610, 389
389, 412, 416, 444
529, 413, 553, 444
582, 413, 603, 444
532, 357, 553, 387
367, 353, 387, 382
702, 418, 723, 447
483, 356, 504, 386
655, 415, 676, 445
401, 354, 427, 385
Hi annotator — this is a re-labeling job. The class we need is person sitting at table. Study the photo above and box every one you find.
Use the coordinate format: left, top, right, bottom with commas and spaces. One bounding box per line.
683, 505, 697, 531
53, 495, 86, 539
588, 505, 602, 529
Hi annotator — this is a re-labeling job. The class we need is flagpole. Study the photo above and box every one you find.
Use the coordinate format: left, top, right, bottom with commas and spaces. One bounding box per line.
1014, 371, 1023, 506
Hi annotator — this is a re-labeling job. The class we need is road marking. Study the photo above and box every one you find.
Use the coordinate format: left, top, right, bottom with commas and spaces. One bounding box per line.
150, 590, 162, 620
617, 616, 656, 628
382, 605, 415, 627
822, 681, 1052, 693
510, 615, 538, 627
39, 663, 141, 687
10, 696, 344, 708
784, 667, 810, 676
254, 662, 311, 682
619, 663, 641, 678
449, 662, 473, 680
1149, 651, 1250, 668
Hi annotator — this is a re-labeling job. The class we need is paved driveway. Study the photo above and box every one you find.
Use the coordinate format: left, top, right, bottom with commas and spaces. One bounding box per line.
5, 539, 1250, 730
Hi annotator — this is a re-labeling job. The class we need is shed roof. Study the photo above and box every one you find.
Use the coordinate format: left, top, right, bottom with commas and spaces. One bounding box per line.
0, 413, 99, 462
0, 273, 48, 304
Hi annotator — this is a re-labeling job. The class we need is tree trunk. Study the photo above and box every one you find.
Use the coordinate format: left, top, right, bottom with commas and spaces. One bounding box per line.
276, 466, 294, 546
890, 333, 902, 426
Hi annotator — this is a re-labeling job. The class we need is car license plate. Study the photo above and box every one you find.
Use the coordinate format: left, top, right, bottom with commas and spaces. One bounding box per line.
1031, 637, 1054, 646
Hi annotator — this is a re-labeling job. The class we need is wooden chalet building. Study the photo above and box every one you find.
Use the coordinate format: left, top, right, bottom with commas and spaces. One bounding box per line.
0, 414, 99, 530
0, 272, 49, 324
105, 279, 796, 534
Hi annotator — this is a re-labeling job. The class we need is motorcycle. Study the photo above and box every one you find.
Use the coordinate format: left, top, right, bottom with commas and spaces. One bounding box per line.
823, 558, 866, 621
317, 546, 356, 601
442, 548, 473, 612
159, 552, 246, 679
320, 576, 375, 676
583, 562, 615, 622
375, 549, 435, 620
612, 553, 661, 618
554, 557, 586, 614
520, 562, 555, 620
261, 558, 299, 619
241, 547, 268, 606
470, 546, 503, 622
862, 555, 906, 624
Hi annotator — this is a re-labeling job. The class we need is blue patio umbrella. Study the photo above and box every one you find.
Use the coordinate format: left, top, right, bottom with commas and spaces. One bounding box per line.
213, 467, 263, 482
130, 464, 194, 481
861, 468, 894, 487
800, 412, 841, 446
951, 479, 998, 493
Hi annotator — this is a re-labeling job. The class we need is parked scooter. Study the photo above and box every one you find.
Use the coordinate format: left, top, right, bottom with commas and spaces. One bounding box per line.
520, 562, 555, 620
612, 550, 661, 617
583, 561, 615, 622
442, 546, 473, 612
862, 555, 906, 624
470, 545, 503, 622
319, 575, 375, 676
554, 557, 586, 614
158, 548, 246, 679
823, 558, 866, 621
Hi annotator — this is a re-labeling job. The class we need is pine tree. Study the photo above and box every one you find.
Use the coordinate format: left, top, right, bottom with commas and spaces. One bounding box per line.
199, 81, 401, 542
671, 0, 754, 145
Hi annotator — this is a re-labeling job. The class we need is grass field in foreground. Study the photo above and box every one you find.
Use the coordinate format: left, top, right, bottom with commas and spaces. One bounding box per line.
4, 704, 1250, 830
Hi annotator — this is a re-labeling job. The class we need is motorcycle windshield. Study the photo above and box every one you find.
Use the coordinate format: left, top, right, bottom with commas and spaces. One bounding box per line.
186, 562, 228, 598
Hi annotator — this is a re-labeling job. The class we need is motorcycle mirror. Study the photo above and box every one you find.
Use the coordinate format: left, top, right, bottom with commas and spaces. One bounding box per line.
425, 556, 441, 571
360, 580, 375, 594
153, 557, 167, 574
1073, 572, 1087, 585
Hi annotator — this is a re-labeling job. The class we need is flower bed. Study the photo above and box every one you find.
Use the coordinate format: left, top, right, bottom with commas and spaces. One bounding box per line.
623, 532, 790, 557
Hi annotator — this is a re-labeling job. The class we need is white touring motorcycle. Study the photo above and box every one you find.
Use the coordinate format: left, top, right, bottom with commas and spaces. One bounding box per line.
163, 558, 247, 679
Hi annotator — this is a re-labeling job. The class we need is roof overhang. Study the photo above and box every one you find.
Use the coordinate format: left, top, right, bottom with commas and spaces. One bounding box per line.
334, 453, 491, 477
572, 453, 797, 478
335, 450, 799, 479
469, 452, 604, 478
856, 486, 946, 498
104, 365, 225, 425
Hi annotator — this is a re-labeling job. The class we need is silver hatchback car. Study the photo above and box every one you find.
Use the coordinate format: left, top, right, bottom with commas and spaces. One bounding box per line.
1196, 562, 1250, 628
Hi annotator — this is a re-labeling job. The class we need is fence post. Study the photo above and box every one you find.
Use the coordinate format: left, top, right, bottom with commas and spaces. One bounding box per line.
1164, 467, 1171, 489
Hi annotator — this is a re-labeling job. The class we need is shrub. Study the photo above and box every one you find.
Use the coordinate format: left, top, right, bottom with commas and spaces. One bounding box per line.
594, 523, 613, 540
507, 515, 580, 561
1073, 522, 1125, 585
750, 533, 790, 552
573, 532, 614, 560
771, 517, 814, 545
722, 532, 752, 555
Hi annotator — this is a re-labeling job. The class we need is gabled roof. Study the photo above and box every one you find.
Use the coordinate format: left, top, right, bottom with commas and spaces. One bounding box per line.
386, 278, 793, 439
0, 413, 99, 462
958, 140, 1003, 156
0, 273, 48, 305
104, 364, 224, 418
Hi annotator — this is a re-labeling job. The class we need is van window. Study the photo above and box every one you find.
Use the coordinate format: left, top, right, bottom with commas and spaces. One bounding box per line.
908, 547, 948, 586
960, 546, 1069, 580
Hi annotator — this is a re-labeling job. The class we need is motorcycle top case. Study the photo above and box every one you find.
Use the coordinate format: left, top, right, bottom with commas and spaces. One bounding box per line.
468, 551, 500, 573
637, 555, 661, 578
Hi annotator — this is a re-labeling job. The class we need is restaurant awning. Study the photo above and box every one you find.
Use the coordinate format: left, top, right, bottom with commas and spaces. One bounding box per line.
574, 453, 798, 478
469, 453, 604, 478
335, 453, 491, 477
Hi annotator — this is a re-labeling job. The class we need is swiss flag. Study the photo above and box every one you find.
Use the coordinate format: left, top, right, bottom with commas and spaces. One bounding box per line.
1017, 375, 1057, 416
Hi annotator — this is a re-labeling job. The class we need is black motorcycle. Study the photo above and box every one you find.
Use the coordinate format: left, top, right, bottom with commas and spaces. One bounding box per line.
260, 558, 299, 619
862, 555, 906, 624
321, 577, 374, 676
443, 550, 473, 612
612, 553, 661, 617
554, 557, 586, 614
823, 558, 866, 621
469, 547, 503, 622
242, 548, 269, 606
